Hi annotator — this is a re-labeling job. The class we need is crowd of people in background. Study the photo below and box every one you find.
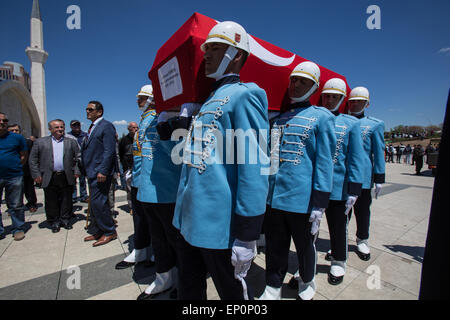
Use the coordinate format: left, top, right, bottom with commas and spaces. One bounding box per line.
385, 142, 440, 175
0, 106, 134, 240
386, 126, 442, 141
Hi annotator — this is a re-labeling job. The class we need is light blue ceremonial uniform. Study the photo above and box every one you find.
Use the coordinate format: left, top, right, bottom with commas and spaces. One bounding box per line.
134, 110, 182, 203
267, 104, 336, 213
172, 82, 270, 250
330, 114, 365, 201
131, 109, 155, 189
357, 116, 386, 189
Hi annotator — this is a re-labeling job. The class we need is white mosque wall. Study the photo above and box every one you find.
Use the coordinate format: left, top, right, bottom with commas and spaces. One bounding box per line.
0, 80, 42, 138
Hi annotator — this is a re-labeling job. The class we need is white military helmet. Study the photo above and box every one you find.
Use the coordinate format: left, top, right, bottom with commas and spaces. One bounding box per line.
289, 61, 321, 102
321, 78, 347, 112
137, 84, 155, 111
348, 86, 370, 114
348, 86, 369, 102
201, 21, 250, 80
290, 61, 321, 86
322, 78, 347, 96
200, 21, 250, 53
137, 84, 154, 99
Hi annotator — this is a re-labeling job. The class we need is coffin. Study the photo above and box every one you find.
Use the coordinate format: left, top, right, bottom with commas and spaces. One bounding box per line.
149, 12, 351, 113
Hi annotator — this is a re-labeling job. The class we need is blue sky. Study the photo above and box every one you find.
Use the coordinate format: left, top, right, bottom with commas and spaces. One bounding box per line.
1, 0, 449, 136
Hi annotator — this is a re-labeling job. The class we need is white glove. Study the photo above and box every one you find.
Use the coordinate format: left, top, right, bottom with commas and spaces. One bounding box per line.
374, 184, 382, 199
157, 111, 179, 123
179, 103, 202, 118
125, 169, 132, 181
231, 239, 257, 280
309, 208, 324, 235
344, 195, 358, 215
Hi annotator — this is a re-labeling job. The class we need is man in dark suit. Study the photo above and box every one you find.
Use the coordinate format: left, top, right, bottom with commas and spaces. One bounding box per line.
414, 144, 425, 175
29, 119, 81, 232
81, 101, 118, 247
68, 120, 88, 203
24, 136, 38, 212
118, 122, 138, 211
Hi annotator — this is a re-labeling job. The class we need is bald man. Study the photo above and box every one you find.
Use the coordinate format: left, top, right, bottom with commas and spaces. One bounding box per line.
119, 122, 138, 172
119, 122, 139, 210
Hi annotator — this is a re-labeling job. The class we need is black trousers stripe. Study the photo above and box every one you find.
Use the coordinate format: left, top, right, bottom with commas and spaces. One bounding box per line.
349, 188, 372, 240
176, 235, 245, 300
130, 187, 151, 250
44, 173, 73, 226
264, 207, 317, 288
141, 202, 179, 274
325, 200, 349, 261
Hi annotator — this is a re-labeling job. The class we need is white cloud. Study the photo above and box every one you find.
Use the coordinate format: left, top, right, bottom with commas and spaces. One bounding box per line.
113, 120, 128, 126
438, 47, 450, 54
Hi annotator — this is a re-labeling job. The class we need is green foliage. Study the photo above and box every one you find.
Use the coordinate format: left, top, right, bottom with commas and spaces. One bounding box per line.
385, 124, 442, 141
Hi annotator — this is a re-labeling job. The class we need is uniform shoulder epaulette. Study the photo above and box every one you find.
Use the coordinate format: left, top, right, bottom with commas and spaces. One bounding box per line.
367, 116, 383, 124
239, 82, 261, 90
340, 114, 357, 121
238, 82, 267, 97
312, 106, 334, 116
228, 82, 251, 93
342, 114, 360, 126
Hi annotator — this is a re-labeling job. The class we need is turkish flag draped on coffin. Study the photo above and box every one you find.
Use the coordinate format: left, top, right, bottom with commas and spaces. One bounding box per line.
149, 12, 351, 113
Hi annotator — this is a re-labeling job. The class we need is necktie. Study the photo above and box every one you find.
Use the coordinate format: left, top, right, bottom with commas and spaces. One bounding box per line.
88, 123, 94, 135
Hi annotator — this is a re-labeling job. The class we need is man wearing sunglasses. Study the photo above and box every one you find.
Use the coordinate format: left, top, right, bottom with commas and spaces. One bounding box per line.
81, 101, 118, 247
0, 112, 28, 241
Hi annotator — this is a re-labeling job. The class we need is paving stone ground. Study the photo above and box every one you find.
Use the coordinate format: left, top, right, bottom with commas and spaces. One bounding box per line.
0, 162, 433, 300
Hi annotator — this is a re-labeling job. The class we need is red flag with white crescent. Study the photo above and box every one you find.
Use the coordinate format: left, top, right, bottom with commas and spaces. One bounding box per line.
149, 12, 351, 113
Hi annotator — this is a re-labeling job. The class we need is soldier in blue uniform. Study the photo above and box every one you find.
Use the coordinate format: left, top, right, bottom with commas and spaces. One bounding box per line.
348, 87, 385, 261
115, 85, 155, 270
172, 21, 270, 300
132, 92, 183, 300
318, 78, 364, 284
259, 61, 336, 300
289, 79, 366, 287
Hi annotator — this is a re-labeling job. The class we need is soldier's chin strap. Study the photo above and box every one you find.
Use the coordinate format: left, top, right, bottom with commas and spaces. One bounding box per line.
206, 46, 239, 80
329, 96, 345, 112
349, 101, 369, 115
139, 97, 154, 112
290, 83, 318, 103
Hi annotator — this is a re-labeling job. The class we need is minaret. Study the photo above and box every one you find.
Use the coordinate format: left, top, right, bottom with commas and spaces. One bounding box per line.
26, 0, 48, 137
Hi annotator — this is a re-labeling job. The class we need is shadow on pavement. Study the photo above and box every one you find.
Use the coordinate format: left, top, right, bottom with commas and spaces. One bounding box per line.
37, 220, 53, 230
123, 234, 134, 251
118, 204, 131, 214
316, 236, 331, 253
401, 169, 434, 177
0, 220, 36, 236
72, 205, 83, 212
246, 260, 266, 298
384, 244, 424, 263
132, 262, 156, 285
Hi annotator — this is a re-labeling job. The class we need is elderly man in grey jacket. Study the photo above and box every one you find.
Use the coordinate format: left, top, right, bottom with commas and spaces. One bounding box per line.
29, 119, 81, 233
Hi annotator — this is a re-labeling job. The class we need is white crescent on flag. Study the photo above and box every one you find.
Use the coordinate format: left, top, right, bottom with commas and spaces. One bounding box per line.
248, 35, 296, 67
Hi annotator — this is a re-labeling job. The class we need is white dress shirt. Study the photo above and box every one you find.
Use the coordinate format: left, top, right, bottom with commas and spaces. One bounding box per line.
88, 117, 103, 138
52, 135, 64, 172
